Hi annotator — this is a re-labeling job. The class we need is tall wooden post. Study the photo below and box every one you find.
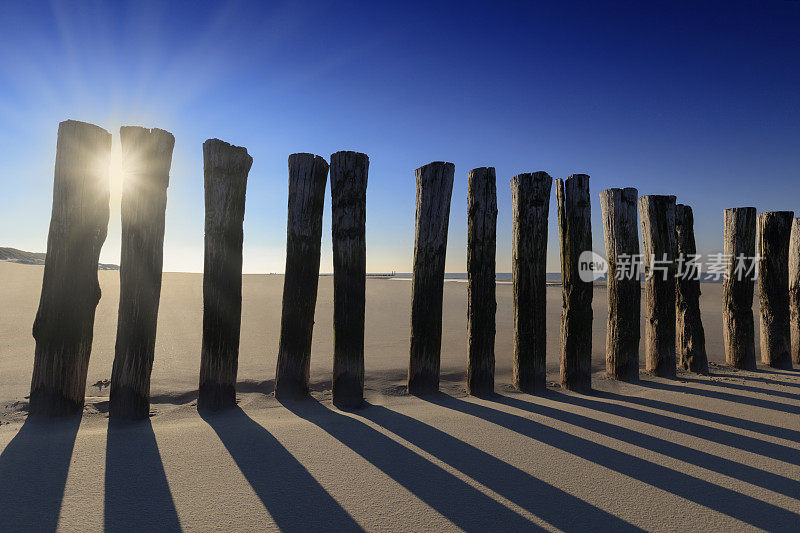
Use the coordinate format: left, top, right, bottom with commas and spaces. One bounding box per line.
722, 207, 757, 370
466, 167, 497, 396
639, 195, 677, 378
511, 172, 552, 393
599, 187, 640, 382
29, 120, 111, 416
110, 127, 174, 419
275, 154, 329, 399
757, 211, 794, 369
675, 204, 709, 374
789, 218, 800, 365
330, 151, 369, 409
556, 174, 592, 392
198, 139, 252, 411
408, 161, 455, 395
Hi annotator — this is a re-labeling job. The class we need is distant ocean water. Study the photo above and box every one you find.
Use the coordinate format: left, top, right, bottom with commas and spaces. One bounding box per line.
366, 272, 724, 283
367, 273, 560, 284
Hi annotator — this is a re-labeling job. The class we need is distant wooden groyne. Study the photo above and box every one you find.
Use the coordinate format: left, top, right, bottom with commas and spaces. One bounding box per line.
28, 119, 797, 417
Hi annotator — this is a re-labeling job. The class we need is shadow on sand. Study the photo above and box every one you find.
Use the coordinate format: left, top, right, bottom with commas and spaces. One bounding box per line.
104, 418, 181, 531
595, 389, 800, 443
423, 393, 800, 532
758, 368, 800, 376
359, 402, 643, 531
499, 391, 800, 499
731, 373, 800, 389
0, 414, 81, 531
678, 375, 800, 401
200, 406, 362, 532
281, 398, 542, 532
548, 390, 800, 464
639, 378, 800, 416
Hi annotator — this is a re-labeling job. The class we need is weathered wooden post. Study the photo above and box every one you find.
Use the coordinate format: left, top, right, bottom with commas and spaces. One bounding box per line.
722, 207, 757, 370
789, 218, 800, 365
408, 161, 455, 395
757, 211, 794, 369
330, 151, 369, 409
466, 167, 497, 396
30, 120, 111, 416
556, 174, 592, 392
275, 154, 329, 399
511, 172, 552, 393
675, 204, 709, 374
599, 187, 640, 382
639, 195, 677, 377
198, 139, 252, 411
109, 126, 174, 419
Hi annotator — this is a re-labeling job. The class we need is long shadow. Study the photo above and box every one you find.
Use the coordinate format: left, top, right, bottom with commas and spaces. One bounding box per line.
599, 390, 800, 443
424, 394, 800, 531
360, 403, 643, 531
640, 378, 800, 416
281, 399, 540, 532
0, 415, 81, 531
495, 392, 800, 500
681, 376, 800, 401
200, 406, 362, 531
759, 368, 800, 376
724, 373, 800, 390
550, 390, 800, 464
105, 418, 182, 531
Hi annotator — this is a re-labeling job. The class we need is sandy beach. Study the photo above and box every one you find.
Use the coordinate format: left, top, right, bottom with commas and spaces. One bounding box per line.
1, 260, 799, 531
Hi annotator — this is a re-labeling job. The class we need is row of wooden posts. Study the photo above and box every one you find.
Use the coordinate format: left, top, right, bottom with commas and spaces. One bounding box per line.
28, 120, 800, 419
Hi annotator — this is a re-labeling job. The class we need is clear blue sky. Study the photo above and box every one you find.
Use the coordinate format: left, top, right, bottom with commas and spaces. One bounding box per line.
1, 1, 798, 273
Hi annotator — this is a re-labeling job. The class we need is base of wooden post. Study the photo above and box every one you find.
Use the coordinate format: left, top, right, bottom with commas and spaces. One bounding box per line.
513, 374, 546, 395
274, 378, 310, 401
198, 381, 237, 411
407, 373, 439, 396
766, 359, 794, 371
727, 350, 757, 371
109, 386, 150, 420
559, 374, 591, 394
29, 388, 83, 417
647, 367, 676, 379
466, 370, 495, 397
332, 374, 364, 409
681, 358, 709, 375
611, 366, 639, 383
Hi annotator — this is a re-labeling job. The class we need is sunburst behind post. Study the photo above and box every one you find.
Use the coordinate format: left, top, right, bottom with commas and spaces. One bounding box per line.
108, 138, 124, 207
109, 126, 175, 420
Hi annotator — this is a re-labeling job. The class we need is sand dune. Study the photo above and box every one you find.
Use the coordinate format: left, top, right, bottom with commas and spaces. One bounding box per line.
1, 260, 799, 531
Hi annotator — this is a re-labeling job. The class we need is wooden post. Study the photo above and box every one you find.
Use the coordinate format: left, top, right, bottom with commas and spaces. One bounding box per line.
466, 167, 497, 396
789, 218, 800, 365
109, 127, 174, 419
330, 151, 369, 409
599, 187, 640, 382
638, 195, 677, 378
675, 204, 709, 374
722, 207, 757, 370
757, 211, 794, 369
198, 139, 252, 411
408, 161, 455, 395
511, 172, 552, 393
29, 120, 111, 416
275, 154, 329, 399
556, 174, 593, 392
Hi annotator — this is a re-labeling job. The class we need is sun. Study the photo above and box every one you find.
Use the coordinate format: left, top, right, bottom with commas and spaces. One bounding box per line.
109, 138, 123, 198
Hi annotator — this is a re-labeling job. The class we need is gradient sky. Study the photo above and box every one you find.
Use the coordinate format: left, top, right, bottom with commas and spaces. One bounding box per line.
1, 1, 798, 273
